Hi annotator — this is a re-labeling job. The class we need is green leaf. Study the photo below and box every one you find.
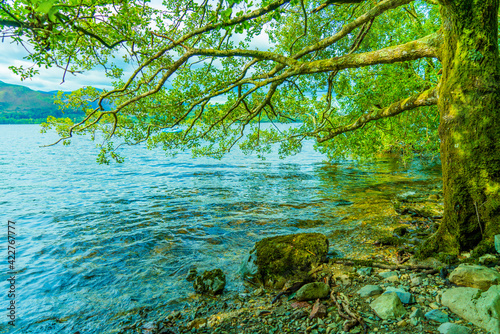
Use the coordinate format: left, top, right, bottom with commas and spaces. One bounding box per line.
36, 0, 57, 14
47, 6, 60, 22
221, 7, 232, 19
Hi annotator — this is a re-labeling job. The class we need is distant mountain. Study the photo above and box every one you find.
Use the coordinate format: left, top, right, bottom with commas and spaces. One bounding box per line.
0, 80, 84, 124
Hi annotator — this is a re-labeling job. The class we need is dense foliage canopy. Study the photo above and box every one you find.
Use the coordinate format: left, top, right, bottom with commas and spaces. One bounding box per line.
1, 0, 442, 163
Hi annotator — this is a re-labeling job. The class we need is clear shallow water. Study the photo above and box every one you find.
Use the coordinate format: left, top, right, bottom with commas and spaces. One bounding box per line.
0, 125, 441, 333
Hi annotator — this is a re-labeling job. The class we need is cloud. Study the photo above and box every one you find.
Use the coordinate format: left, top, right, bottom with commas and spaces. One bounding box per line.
0, 41, 121, 92
0, 7, 273, 93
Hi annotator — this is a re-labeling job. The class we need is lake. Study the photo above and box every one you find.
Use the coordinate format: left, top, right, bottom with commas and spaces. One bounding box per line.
0, 124, 441, 333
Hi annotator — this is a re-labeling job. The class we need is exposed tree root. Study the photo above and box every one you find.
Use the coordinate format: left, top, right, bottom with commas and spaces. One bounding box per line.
331, 258, 439, 275
330, 290, 368, 333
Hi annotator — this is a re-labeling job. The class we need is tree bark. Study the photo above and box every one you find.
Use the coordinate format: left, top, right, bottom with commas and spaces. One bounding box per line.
422, 0, 500, 256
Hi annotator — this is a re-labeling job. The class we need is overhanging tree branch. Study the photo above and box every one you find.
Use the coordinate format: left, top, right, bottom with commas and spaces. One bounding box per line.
176, 32, 441, 112
266, 0, 417, 78
297, 0, 415, 60
299, 31, 442, 74
84, 30, 440, 145
14, 0, 442, 163
317, 87, 438, 142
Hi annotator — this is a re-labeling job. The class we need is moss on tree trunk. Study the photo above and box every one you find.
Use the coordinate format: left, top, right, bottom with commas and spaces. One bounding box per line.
420, 0, 500, 257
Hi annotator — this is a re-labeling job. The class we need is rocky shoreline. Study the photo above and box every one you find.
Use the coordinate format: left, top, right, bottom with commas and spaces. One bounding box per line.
117, 191, 500, 334
129, 260, 499, 334
124, 247, 500, 334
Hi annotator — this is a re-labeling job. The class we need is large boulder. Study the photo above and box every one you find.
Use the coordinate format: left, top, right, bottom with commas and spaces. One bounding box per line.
240, 233, 329, 289
193, 269, 226, 295
449, 264, 500, 290
370, 292, 407, 320
441, 285, 500, 334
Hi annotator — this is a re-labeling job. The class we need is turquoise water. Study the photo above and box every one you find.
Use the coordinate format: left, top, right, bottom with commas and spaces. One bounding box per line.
0, 125, 441, 333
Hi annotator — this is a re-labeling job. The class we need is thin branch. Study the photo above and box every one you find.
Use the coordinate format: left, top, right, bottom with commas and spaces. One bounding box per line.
312, 0, 367, 14
348, 18, 374, 54
55, 13, 126, 49
289, 0, 308, 55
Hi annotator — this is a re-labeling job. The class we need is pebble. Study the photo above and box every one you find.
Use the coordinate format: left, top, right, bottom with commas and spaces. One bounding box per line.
397, 319, 407, 326
411, 276, 423, 286
429, 302, 440, 309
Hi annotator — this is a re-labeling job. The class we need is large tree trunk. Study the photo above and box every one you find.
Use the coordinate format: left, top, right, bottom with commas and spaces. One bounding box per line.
422, 0, 500, 256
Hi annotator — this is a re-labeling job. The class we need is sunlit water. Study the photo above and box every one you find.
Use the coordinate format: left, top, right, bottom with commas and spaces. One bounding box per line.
0, 124, 441, 333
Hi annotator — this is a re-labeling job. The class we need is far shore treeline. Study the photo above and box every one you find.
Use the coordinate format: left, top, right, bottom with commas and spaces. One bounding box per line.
0, 80, 279, 125
0, 80, 83, 124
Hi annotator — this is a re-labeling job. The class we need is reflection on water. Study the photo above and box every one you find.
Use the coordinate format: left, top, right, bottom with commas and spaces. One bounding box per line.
0, 125, 441, 333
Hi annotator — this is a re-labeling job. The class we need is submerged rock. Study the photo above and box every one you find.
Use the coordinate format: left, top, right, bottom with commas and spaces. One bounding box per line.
370, 292, 406, 320
441, 285, 500, 334
449, 264, 500, 290
395, 201, 444, 218
392, 191, 443, 218
295, 282, 330, 301
193, 269, 226, 295
240, 233, 329, 288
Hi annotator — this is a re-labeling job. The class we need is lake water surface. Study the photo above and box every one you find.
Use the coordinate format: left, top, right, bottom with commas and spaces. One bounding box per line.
0, 124, 441, 333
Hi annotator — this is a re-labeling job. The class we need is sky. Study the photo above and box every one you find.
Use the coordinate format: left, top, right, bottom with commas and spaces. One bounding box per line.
0, 41, 124, 92
1, 33, 271, 93
0, 0, 272, 93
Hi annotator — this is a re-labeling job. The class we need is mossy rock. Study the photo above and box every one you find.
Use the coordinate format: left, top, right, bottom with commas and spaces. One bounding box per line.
394, 202, 444, 218
436, 252, 459, 265
470, 240, 495, 259
393, 227, 408, 237
376, 236, 404, 246
295, 282, 330, 301
392, 191, 443, 219
193, 269, 226, 295
241, 233, 329, 289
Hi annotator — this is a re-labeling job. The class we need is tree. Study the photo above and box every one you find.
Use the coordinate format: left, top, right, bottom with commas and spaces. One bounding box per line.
1, 0, 499, 256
